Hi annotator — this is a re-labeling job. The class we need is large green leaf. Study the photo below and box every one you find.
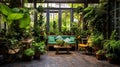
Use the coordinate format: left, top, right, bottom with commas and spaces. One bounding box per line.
19, 13, 31, 28
0, 4, 11, 15
7, 13, 24, 20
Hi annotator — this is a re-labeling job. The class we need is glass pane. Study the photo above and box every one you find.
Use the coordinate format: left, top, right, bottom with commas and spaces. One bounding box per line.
48, 3, 59, 8
24, 3, 34, 8
73, 3, 84, 8
37, 3, 47, 8
60, 3, 72, 8
73, 12, 79, 23
62, 10, 70, 33
49, 11, 58, 34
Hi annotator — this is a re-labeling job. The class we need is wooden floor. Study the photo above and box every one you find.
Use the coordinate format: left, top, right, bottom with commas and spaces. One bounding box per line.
1, 51, 120, 67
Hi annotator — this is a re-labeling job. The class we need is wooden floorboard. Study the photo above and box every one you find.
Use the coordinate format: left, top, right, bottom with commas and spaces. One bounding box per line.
1, 51, 120, 67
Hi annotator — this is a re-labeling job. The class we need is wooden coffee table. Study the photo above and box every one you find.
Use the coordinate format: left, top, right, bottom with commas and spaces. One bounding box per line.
54, 45, 71, 54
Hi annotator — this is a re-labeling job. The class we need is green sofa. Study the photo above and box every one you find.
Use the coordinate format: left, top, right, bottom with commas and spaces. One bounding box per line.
47, 35, 76, 50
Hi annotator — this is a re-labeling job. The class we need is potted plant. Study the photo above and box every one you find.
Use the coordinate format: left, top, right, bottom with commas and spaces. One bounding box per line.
90, 33, 104, 53
103, 40, 119, 64
32, 41, 46, 59
96, 50, 106, 60
103, 30, 120, 63
22, 48, 35, 61
56, 38, 64, 46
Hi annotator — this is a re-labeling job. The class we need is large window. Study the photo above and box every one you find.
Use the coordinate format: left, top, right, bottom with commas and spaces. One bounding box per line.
49, 11, 58, 33
62, 10, 70, 32
25, 3, 83, 33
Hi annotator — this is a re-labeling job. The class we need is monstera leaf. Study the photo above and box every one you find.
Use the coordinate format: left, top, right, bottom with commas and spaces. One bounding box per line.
0, 4, 11, 15
19, 13, 31, 28
7, 13, 24, 20
0, 4, 31, 29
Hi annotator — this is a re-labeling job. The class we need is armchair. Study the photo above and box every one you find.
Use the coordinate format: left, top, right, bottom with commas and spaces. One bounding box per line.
78, 38, 88, 52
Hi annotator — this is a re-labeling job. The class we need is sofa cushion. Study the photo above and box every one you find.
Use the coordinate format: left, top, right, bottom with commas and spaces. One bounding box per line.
70, 37, 75, 42
64, 38, 70, 43
48, 36, 55, 42
56, 35, 63, 40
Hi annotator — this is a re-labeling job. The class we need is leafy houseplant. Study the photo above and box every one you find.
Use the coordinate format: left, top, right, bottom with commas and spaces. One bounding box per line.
0, 4, 31, 29
90, 32, 104, 53
103, 40, 117, 53
104, 40, 120, 63
33, 5, 45, 41
22, 48, 35, 61
32, 42, 46, 59
103, 30, 120, 64
103, 30, 118, 54
56, 39, 64, 46
91, 34, 103, 47
24, 48, 35, 56
0, 4, 31, 41
96, 50, 106, 60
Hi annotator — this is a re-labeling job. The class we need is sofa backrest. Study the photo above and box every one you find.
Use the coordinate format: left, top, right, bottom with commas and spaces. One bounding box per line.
48, 35, 76, 43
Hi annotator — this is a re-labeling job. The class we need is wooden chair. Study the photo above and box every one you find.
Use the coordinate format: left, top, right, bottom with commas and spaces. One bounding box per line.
78, 38, 89, 52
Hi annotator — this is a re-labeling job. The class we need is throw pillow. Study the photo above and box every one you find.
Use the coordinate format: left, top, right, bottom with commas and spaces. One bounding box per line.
64, 38, 70, 43
56, 35, 63, 40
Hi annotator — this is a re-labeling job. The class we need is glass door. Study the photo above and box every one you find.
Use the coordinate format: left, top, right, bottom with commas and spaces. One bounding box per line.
49, 10, 59, 34
62, 10, 70, 34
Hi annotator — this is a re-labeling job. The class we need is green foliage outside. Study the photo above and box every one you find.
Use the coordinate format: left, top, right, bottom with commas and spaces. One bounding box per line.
49, 13, 58, 34
62, 10, 70, 34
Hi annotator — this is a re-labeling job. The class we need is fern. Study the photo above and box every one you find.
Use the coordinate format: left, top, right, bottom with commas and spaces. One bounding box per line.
110, 30, 117, 40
